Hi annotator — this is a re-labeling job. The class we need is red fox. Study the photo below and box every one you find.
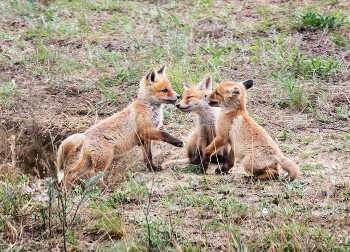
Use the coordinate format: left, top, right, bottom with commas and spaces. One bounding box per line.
57, 66, 184, 189
162, 74, 230, 170
203, 80, 300, 180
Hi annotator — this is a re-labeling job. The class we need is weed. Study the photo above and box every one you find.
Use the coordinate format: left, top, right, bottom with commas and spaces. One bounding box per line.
279, 128, 292, 141
336, 105, 349, 119
88, 204, 123, 239
332, 32, 347, 46
300, 12, 344, 29
271, 73, 308, 107
0, 80, 17, 108
302, 163, 323, 170
271, 49, 340, 79
200, 44, 229, 73
251, 45, 259, 78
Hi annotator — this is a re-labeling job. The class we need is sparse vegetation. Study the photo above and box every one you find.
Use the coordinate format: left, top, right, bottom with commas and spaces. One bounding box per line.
1, 0, 350, 251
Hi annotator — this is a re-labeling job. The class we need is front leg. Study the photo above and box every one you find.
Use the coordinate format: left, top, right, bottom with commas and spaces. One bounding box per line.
204, 136, 228, 164
216, 146, 234, 175
139, 128, 184, 147
190, 147, 203, 165
140, 139, 161, 171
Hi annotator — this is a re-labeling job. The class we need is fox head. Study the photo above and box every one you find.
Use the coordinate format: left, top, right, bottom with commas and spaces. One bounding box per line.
176, 73, 212, 113
207, 80, 253, 110
139, 66, 180, 104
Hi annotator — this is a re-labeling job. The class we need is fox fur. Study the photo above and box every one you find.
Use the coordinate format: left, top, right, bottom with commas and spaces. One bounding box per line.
57, 66, 184, 189
162, 74, 229, 169
203, 80, 300, 180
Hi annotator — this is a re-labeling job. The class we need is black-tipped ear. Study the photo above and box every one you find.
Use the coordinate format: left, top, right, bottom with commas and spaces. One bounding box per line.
147, 68, 159, 83
242, 79, 253, 90
157, 65, 166, 76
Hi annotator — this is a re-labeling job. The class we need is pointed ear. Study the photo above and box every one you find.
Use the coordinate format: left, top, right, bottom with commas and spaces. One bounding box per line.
198, 73, 212, 91
227, 87, 240, 97
157, 65, 166, 76
242, 79, 253, 90
146, 68, 160, 83
183, 83, 190, 91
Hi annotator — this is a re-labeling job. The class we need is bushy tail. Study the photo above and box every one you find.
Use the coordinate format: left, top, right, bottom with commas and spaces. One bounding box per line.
162, 158, 190, 169
275, 155, 300, 180
57, 134, 84, 183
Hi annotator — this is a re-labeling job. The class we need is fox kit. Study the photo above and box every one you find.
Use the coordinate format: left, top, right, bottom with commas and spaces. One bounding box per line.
57, 66, 184, 189
162, 74, 229, 169
204, 80, 300, 180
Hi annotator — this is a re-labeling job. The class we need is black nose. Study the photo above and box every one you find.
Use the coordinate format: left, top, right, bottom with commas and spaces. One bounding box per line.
177, 95, 180, 99
176, 104, 180, 108
205, 95, 207, 98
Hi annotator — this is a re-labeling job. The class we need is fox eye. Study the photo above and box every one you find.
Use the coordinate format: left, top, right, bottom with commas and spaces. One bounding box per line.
187, 96, 193, 99
162, 89, 168, 93
215, 90, 220, 96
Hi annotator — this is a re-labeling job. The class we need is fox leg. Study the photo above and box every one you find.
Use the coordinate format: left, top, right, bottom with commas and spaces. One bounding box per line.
186, 132, 198, 161
204, 137, 228, 163
215, 146, 234, 174
255, 168, 279, 180
203, 136, 228, 173
139, 128, 183, 147
140, 139, 161, 171
65, 146, 113, 190
243, 158, 279, 180
190, 136, 206, 165
64, 154, 93, 190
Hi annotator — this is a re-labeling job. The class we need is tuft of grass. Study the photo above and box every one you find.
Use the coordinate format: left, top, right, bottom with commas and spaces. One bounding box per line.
271, 73, 309, 107
0, 80, 17, 108
336, 105, 349, 119
88, 204, 124, 239
300, 12, 344, 29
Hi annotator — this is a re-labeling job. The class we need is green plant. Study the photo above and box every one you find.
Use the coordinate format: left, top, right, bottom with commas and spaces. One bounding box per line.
88, 204, 123, 238
300, 12, 344, 29
336, 105, 348, 119
219, 223, 245, 251
251, 46, 259, 78
200, 44, 229, 72
332, 32, 347, 46
271, 49, 340, 79
0, 80, 17, 107
271, 73, 309, 107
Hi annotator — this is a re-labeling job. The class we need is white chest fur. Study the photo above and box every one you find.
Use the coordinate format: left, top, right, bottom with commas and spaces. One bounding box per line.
150, 104, 163, 129
230, 115, 243, 138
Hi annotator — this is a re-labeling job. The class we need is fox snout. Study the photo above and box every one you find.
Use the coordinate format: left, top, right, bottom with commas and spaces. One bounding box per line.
176, 102, 190, 111
164, 93, 180, 104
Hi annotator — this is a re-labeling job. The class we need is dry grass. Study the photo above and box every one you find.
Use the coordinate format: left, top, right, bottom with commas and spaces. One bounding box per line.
0, 0, 350, 250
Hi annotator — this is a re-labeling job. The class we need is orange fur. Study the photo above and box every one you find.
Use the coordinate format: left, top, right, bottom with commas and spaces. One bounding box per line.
203, 80, 300, 180
57, 66, 184, 190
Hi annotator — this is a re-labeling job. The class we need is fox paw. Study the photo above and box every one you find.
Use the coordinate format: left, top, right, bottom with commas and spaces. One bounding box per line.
215, 167, 227, 175
174, 141, 184, 147
149, 165, 162, 172
200, 162, 209, 174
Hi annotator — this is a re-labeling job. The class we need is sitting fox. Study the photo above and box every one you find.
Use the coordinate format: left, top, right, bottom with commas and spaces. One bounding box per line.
162, 74, 229, 169
57, 66, 184, 189
204, 80, 300, 180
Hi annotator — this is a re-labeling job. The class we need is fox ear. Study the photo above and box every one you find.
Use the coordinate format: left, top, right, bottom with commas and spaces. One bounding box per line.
157, 65, 166, 76
227, 87, 240, 97
198, 73, 212, 91
242, 79, 253, 90
146, 68, 160, 83
183, 83, 190, 91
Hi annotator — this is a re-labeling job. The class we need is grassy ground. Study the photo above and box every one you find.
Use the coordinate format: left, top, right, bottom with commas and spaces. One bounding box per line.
1, 0, 350, 250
